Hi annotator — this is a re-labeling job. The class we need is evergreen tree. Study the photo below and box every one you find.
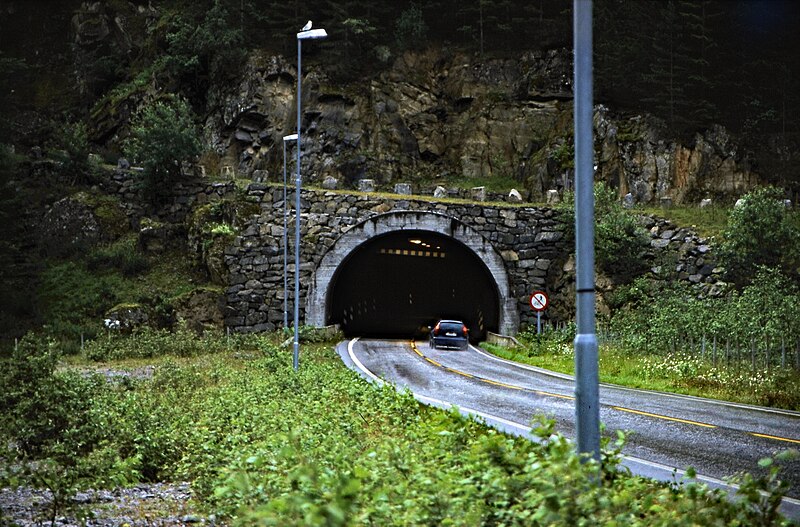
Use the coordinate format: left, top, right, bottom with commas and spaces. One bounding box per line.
124, 97, 203, 205
678, 0, 723, 128
640, 0, 692, 132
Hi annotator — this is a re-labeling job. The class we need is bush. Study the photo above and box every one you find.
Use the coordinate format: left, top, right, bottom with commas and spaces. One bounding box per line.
718, 187, 800, 287
0, 334, 102, 457
395, 4, 428, 50
561, 182, 651, 284
50, 121, 98, 185
124, 96, 202, 204
38, 261, 123, 348
87, 235, 150, 277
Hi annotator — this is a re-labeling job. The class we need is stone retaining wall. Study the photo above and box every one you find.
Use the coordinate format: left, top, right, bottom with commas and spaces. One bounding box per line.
222, 184, 726, 335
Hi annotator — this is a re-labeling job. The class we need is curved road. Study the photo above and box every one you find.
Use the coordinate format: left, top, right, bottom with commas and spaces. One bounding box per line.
337, 338, 800, 519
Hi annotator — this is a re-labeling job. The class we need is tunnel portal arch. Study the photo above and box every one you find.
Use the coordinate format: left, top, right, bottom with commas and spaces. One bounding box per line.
306, 211, 519, 338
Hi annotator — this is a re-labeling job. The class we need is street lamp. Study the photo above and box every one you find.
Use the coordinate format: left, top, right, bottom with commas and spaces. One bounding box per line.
294, 21, 328, 371
282, 133, 297, 332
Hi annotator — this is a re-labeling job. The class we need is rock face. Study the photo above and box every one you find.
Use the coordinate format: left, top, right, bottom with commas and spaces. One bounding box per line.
39, 195, 102, 257
205, 49, 760, 205
173, 288, 225, 334
594, 107, 761, 205
104, 303, 150, 333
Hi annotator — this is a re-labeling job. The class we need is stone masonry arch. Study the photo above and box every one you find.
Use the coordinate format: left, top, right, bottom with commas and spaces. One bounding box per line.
306, 211, 519, 335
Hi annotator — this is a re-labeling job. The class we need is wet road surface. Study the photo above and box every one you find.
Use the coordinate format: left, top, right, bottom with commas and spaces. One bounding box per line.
337, 338, 800, 519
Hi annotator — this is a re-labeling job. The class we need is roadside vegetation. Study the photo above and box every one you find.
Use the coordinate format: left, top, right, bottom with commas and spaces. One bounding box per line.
510, 186, 800, 410
1, 330, 797, 526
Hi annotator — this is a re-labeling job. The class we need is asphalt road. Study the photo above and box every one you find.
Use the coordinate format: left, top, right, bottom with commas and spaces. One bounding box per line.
337, 338, 800, 519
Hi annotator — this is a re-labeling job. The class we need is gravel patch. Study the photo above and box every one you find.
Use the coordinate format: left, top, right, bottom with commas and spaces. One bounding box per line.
0, 482, 216, 526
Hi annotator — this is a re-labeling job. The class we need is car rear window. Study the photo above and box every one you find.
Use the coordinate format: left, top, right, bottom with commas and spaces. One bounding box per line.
439, 322, 463, 333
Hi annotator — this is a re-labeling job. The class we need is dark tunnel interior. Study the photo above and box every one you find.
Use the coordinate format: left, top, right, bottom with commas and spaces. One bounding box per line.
327, 230, 500, 341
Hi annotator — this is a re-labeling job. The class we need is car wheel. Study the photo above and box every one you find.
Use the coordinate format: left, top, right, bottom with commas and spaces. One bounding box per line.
430, 340, 436, 350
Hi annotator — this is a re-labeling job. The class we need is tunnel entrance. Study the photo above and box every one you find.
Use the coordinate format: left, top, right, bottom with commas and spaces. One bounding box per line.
326, 230, 499, 340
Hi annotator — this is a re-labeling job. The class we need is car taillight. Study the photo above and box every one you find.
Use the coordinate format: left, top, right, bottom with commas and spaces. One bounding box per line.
462, 325, 468, 336
433, 323, 440, 335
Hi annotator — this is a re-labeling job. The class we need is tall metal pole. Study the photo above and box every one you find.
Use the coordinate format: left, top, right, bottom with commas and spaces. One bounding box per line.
293, 37, 302, 371
573, 0, 600, 463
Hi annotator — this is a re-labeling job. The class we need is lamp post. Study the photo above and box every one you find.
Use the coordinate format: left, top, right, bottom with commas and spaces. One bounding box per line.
282, 133, 297, 331
294, 21, 328, 371
573, 0, 600, 464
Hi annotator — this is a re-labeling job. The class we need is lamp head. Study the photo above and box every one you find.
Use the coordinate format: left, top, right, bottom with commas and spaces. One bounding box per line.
297, 28, 328, 40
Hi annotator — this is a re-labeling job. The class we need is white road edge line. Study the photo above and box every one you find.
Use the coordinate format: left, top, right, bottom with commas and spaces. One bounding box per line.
347, 339, 800, 510
469, 344, 800, 418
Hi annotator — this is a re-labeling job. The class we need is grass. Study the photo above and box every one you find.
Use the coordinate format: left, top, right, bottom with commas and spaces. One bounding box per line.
484, 340, 800, 410
34, 235, 207, 355
27, 332, 788, 525
638, 204, 730, 240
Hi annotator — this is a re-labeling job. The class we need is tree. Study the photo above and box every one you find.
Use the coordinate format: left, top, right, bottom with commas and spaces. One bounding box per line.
640, 0, 693, 132
51, 121, 95, 186
718, 187, 800, 287
162, 0, 246, 108
395, 4, 428, 50
678, 0, 723, 127
124, 97, 202, 204
593, 182, 650, 284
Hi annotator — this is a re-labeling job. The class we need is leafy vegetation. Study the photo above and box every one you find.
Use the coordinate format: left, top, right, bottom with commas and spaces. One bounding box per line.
718, 187, 800, 287
559, 182, 651, 284
1, 332, 796, 525
124, 96, 202, 204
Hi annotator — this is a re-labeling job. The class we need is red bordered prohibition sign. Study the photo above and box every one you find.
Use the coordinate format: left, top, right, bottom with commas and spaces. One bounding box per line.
529, 291, 549, 312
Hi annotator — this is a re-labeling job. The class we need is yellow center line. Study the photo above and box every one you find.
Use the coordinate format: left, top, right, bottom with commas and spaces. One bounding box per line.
481, 378, 523, 390
535, 390, 575, 400
409, 341, 800, 439
750, 432, 800, 444
610, 406, 717, 428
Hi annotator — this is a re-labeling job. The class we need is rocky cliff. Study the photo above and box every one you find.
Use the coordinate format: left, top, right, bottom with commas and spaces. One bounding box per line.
204, 48, 762, 205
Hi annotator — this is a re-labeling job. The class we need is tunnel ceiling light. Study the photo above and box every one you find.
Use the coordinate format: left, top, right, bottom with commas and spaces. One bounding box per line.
409, 239, 423, 245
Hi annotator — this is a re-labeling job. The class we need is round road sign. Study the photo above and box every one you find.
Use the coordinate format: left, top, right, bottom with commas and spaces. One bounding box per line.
529, 291, 549, 312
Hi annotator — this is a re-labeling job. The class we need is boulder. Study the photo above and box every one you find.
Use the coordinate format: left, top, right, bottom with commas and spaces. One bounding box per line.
700, 198, 712, 208
322, 176, 338, 190
357, 179, 375, 192
507, 189, 523, 203
39, 195, 101, 257
622, 193, 634, 208
394, 183, 412, 195
546, 189, 560, 204
173, 288, 225, 333
433, 186, 447, 198
104, 303, 150, 334
471, 186, 486, 202
137, 218, 187, 254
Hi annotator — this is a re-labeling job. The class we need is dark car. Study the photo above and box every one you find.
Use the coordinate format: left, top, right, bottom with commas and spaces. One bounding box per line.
429, 319, 469, 350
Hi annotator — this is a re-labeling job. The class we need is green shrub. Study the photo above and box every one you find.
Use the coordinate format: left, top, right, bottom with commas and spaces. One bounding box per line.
0, 333, 103, 457
718, 187, 800, 287
50, 121, 98, 185
594, 182, 651, 283
124, 96, 202, 204
38, 261, 123, 347
4, 331, 795, 525
87, 235, 150, 277
395, 4, 428, 50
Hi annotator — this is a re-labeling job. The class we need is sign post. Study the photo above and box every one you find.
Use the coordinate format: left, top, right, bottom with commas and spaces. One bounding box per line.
529, 291, 549, 334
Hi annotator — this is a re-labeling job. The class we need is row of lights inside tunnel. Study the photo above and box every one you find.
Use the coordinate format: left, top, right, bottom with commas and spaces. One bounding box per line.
280, 4, 600, 465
